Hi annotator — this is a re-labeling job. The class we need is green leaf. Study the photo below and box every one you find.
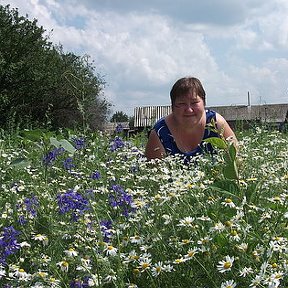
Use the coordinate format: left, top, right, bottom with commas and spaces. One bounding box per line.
50, 137, 60, 148
20, 129, 44, 141
50, 137, 76, 155
212, 179, 240, 194
204, 137, 228, 149
223, 161, 239, 180
10, 157, 31, 168
228, 143, 237, 161
58, 139, 76, 155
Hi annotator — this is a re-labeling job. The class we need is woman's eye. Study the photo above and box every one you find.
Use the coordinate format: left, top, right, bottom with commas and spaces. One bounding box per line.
175, 103, 185, 107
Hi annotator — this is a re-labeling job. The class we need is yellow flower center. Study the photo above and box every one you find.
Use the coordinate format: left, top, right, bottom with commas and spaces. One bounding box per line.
62, 261, 68, 267
133, 269, 140, 274
224, 262, 232, 269
38, 271, 47, 277
225, 221, 232, 227
188, 251, 195, 257
156, 266, 161, 272
130, 255, 139, 260
141, 263, 150, 269
182, 239, 190, 244
154, 194, 161, 200
275, 273, 282, 279
175, 259, 183, 264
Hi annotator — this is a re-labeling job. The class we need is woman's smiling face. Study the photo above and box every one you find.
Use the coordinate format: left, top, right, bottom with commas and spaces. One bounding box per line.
172, 92, 205, 125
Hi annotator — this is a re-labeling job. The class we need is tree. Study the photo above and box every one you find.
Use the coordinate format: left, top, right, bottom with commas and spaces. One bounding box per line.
110, 111, 129, 123
0, 4, 111, 130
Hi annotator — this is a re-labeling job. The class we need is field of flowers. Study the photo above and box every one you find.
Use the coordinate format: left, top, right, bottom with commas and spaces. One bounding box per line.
0, 126, 287, 288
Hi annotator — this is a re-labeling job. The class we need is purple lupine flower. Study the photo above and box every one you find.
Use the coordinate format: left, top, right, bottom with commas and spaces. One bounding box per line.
11, 182, 20, 193
84, 189, 95, 200
115, 123, 124, 133
24, 195, 39, 217
57, 189, 90, 221
108, 184, 135, 217
72, 137, 86, 150
18, 215, 27, 225
130, 164, 139, 173
70, 276, 90, 288
0, 226, 21, 265
100, 220, 113, 242
43, 147, 65, 165
90, 170, 101, 180
109, 136, 125, 151
63, 157, 75, 171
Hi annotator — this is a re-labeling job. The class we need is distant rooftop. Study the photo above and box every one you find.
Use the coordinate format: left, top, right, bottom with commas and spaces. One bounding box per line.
134, 103, 288, 127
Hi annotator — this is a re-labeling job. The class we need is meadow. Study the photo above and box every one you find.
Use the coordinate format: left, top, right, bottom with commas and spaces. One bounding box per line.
0, 125, 287, 288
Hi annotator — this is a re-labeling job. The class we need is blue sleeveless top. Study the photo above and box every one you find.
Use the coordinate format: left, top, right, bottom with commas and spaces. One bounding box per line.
153, 109, 219, 161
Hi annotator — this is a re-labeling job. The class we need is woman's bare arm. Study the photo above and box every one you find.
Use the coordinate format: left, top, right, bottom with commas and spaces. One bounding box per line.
216, 113, 238, 146
145, 130, 166, 160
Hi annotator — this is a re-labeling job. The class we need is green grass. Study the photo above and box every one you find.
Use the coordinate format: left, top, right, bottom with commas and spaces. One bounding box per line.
0, 127, 287, 287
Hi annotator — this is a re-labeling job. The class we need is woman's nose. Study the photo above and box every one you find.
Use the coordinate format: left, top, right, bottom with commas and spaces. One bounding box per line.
185, 105, 194, 111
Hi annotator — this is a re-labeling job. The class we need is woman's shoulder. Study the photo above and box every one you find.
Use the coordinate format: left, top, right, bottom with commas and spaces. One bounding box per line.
205, 109, 228, 128
153, 116, 168, 130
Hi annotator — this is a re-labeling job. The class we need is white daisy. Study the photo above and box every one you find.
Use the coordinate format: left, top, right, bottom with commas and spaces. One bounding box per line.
138, 257, 152, 271
221, 279, 236, 288
0, 265, 6, 278
210, 221, 225, 232
151, 261, 164, 277
177, 216, 196, 227
57, 261, 69, 272
104, 245, 118, 256
13, 268, 32, 281
217, 255, 235, 273
184, 247, 198, 259
33, 234, 48, 245
239, 266, 253, 277
64, 247, 78, 257
222, 198, 236, 208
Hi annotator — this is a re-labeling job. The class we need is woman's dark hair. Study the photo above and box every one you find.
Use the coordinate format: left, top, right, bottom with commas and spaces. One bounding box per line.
170, 77, 206, 106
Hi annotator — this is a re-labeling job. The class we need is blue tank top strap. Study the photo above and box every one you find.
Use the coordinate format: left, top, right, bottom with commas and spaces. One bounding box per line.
153, 117, 178, 154
203, 109, 218, 139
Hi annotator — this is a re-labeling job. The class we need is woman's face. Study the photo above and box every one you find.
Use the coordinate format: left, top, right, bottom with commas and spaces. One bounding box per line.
172, 92, 205, 125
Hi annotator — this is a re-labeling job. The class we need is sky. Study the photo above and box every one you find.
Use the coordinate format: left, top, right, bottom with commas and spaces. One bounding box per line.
2, 0, 288, 116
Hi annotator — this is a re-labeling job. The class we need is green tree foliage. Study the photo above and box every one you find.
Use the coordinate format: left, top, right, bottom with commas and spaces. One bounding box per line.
0, 4, 111, 130
110, 111, 129, 122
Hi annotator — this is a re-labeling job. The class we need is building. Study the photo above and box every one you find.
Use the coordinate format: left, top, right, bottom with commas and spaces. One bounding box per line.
133, 103, 288, 130
103, 121, 130, 135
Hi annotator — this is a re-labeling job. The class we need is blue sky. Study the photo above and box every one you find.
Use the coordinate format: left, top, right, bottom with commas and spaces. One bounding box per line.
2, 0, 288, 116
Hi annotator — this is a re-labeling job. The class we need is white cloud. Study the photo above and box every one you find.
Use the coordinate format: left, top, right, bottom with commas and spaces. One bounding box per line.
2, 0, 288, 116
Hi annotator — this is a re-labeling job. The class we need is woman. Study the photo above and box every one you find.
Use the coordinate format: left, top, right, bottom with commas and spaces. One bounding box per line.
145, 77, 237, 161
